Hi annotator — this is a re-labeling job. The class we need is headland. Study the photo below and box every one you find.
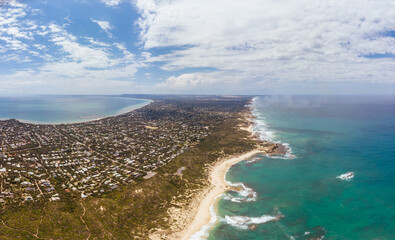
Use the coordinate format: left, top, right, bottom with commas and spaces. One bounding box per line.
1, 95, 272, 239
150, 103, 286, 240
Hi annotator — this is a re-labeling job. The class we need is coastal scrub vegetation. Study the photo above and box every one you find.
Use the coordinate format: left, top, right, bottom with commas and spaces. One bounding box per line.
0, 96, 258, 239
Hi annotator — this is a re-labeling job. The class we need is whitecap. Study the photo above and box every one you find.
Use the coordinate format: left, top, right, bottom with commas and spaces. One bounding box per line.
224, 181, 257, 203
222, 214, 278, 230
252, 118, 276, 142
246, 156, 261, 164
337, 172, 354, 180
269, 143, 296, 160
222, 194, 244, 203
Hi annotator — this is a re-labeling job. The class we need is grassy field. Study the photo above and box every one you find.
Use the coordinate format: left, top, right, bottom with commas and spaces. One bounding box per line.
0, 109, 256, 239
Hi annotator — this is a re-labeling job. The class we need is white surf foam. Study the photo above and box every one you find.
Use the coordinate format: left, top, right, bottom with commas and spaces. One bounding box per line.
223, 180, 257, 203
337, 172, 354, 180
250, 98, 295, 160
190, 97, 292, 239
222, 214, 277, 230
269, 142, 296, 159
246, 156, 261, 164
190, 196, 221, 240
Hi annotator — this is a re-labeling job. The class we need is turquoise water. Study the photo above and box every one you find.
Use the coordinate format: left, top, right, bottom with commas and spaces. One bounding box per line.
208, 96, 395, 240
0, 95, 151, 124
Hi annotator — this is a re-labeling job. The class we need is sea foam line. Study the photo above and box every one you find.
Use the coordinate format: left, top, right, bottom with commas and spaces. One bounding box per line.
189, 180, 259, 238
189, 195, 221, 240
188, 97, 291, 239
250, 97, 295, 159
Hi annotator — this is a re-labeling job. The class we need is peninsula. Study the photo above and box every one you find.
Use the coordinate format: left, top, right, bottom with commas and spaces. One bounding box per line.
0, 95, 279, 239
150, 101, 285, 240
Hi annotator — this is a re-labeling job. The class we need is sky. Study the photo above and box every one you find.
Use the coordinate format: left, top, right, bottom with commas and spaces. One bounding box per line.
0, 0, 394, 95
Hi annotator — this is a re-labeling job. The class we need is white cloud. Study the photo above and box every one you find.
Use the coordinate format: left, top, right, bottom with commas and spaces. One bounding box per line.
136, 0, 395, 88
156, 71, 246, 91
0, 0, 50, 62
0, 0, 146, 95
157, 73, 217, 90
2, 0, 394, 94
92, 19, 112, 31
0, 59, 142, 94
84, 37, 111, 47
0, 1, 30, 52
5, 26, 31, 39
0, 36, 27, 50
0, 23, 143, 94
7, 0, 26, 8
48, 24, 117, 68
100, 0, 122, 7
91, 19, 113, 37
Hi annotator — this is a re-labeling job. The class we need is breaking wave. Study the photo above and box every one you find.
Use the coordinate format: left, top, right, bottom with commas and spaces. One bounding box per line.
246, 156, 261, 164
250, 97, 295, 159
223, 181, 257, 203
337, 171, 354, 180
190, 97, 295, 239
222, 214, 280, 230
269, 143, 295, 159
190, 196, 220, 240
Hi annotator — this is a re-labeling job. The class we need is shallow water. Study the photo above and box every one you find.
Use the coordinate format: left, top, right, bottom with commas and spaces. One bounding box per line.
0, 95, 150, 124
208, 95, 395, 240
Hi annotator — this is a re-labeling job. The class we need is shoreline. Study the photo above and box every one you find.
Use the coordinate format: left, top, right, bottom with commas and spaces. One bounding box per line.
0, 98, 153, 126
179, 148, 265, 239
172, 109, 275, 239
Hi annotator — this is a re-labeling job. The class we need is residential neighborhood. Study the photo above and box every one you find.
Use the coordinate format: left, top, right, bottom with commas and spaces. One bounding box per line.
0, 97, 245, 206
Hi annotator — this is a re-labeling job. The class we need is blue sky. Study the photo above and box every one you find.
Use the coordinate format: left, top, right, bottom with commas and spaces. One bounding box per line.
0, 0, 394, 95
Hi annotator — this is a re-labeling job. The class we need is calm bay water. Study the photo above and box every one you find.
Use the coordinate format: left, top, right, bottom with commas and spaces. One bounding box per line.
0, 95, 151, 124
208, 95, 395, 240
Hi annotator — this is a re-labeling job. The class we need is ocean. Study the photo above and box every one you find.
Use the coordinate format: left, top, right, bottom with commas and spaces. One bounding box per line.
0, 95, 151, 124
206, 95, 395, 240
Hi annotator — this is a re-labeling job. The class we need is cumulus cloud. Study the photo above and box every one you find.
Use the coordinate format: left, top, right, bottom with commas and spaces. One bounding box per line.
1, 0, 394, 94
157, 73, 218, 90
156, 71, 249, 93
136, 0, 395, 89
100, 0, 122, 7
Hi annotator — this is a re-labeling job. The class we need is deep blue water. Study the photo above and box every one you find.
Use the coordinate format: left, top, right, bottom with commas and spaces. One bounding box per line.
0, 95, 150, 124
207, 95, 395, 240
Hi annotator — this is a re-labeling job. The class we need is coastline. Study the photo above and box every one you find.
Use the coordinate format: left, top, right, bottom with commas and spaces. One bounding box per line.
167, 108, 278, 240
0, 98, 153, 125
179, 148, 265, 240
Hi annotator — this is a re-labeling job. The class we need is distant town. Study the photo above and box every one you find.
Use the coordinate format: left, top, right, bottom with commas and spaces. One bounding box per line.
0, 96, 247, 206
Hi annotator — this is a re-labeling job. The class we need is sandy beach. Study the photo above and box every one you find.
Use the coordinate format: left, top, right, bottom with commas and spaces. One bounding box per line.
178, 148, 265, 240
148, 109, 284, 240
167, 112, 277, 240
